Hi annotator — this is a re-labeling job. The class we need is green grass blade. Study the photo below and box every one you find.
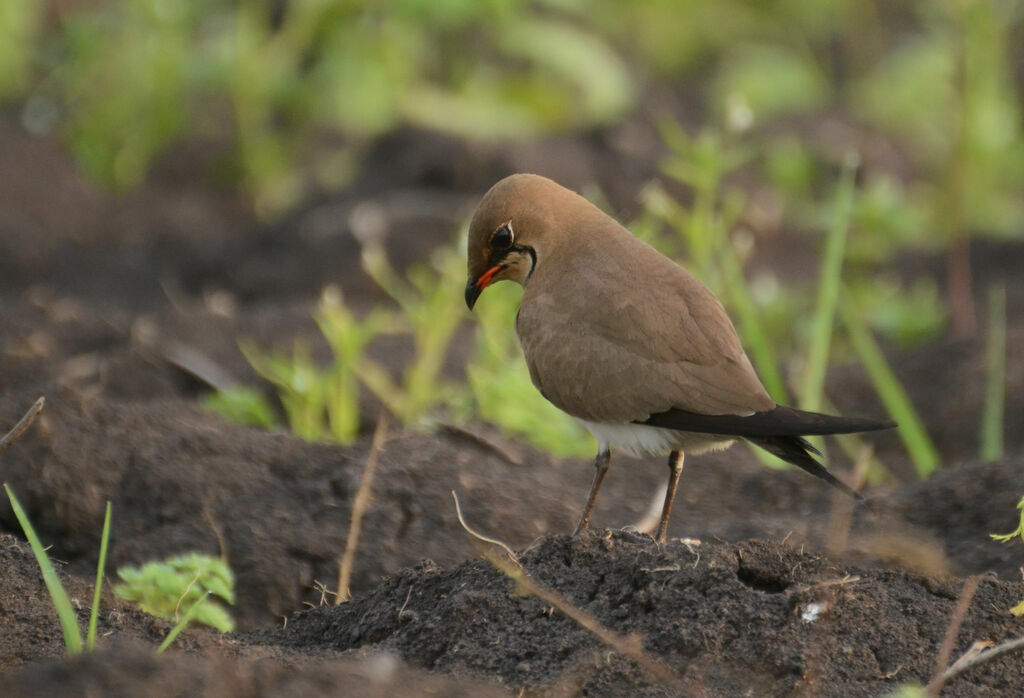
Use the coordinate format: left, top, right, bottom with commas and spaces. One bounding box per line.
799, 155, 858, 414
720, 246, 790, 403
157, 593, 209, 654
4, 483, 83, 654
980, 281, 1006, 462
87, 501, 112, 652
840, 295, 940, 477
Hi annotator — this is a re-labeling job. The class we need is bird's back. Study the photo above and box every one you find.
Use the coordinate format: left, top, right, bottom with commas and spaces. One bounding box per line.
516, 213, 774, 424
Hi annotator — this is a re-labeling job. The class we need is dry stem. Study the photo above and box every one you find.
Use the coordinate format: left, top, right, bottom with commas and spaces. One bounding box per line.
927, 574, 981, 695
336, 417, 388, 604
940, 635, 1024, 685
0, 397, 45, 459
437, 421, 522, 466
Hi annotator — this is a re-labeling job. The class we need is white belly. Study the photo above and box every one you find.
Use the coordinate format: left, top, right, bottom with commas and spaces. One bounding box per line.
578, 420, 736, 457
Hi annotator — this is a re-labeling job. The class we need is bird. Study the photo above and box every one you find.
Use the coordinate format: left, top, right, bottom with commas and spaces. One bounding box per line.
464, 173, 895, 542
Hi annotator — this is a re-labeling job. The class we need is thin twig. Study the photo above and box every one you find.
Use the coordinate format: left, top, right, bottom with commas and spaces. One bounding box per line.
451, 491, 518, 561
437, 421, 522, 466
0, 397, 45, 459
312, 579, 338, 606
927, 575, 982, 695
174, 570, 203, 620
336, 417, 389, 604
203, 505, 229, 563
940, 635, 1024, 685
451, 491, 679, 684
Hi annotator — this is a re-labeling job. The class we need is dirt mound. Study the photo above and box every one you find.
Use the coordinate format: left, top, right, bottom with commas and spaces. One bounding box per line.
252, 532, 1024, 696
4, 389, 1022, 636
0, 533, 163, 668
0, 392, 586, 630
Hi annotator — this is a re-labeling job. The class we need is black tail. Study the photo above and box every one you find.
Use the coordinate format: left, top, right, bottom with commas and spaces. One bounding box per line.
642, 405, 895, 438
640, 405, 894, 500
748, 435, 862, 500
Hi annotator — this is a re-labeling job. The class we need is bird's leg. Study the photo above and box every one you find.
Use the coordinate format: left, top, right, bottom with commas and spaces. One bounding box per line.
572, 448, 611, 537
655, 450, 685, 542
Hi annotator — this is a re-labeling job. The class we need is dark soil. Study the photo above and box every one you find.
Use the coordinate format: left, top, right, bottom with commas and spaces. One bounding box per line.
1, 110, 1023, 695
254, 532, 1024, 696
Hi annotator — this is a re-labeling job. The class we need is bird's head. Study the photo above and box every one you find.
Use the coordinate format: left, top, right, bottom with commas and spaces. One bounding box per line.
465, 173, 589, 310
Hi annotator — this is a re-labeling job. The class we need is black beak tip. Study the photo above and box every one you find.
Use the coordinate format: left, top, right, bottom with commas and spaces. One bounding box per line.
465, 278, 480, 311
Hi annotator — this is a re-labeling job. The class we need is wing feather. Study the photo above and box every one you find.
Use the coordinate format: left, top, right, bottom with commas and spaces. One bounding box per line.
517, 228, 774, 423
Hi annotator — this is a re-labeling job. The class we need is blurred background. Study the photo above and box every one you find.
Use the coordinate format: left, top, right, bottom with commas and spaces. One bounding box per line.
1, 0, 1022, 479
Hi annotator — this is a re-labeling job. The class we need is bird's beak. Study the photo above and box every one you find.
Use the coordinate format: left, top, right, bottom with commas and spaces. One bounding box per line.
465, 265, 502, 310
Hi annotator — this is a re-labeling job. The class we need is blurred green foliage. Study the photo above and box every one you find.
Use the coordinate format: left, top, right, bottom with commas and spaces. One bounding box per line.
990, 496, 1024, 545
358, 244, 466, 427
201, 385, 279, 430
853, 1, 1024, 239
28, 0, 1007, 466
8, 0, 634, 215
4, 0, 1022, 230
238, 287, 399, 443
114, 552, 236, 633
980, 282, 1007, 463
0, 0, 41, 99
990, 496, 1024, 616
241, 338, 342, 441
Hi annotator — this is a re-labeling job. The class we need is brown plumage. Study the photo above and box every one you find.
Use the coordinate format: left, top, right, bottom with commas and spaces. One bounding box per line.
465, 173, 895, 541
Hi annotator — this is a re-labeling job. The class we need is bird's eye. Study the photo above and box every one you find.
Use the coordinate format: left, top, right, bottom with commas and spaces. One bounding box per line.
491, 221, 514, 250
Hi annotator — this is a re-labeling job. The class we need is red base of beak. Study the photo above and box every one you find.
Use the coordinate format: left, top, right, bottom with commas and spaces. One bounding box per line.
465, 265, 502, 310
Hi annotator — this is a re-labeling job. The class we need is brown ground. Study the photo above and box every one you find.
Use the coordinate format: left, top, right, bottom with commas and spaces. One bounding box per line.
1, 111, 1023, 696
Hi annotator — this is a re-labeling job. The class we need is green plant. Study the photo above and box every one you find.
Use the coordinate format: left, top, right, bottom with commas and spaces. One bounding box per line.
980, 282, 1006, 462
114, 552, 235, 636
990, 497, 1024, 546
236, 286, 397, 444
240, 338, 335, 442
156, 588, 218, 653
990, 496, 1024, 617
230, 246, 465, 442
202, 385, 278, 430
87, 500, 112, 651
799, 155, 857, 415
4, 484, 111, 655
840, 293, 940, 477
656, 120, 752, 277
848, 276, 947, 349
852, 1, 1024, 333
314, 286, 399, 437
358, 243, 466, 427
884, 684, 928, 698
